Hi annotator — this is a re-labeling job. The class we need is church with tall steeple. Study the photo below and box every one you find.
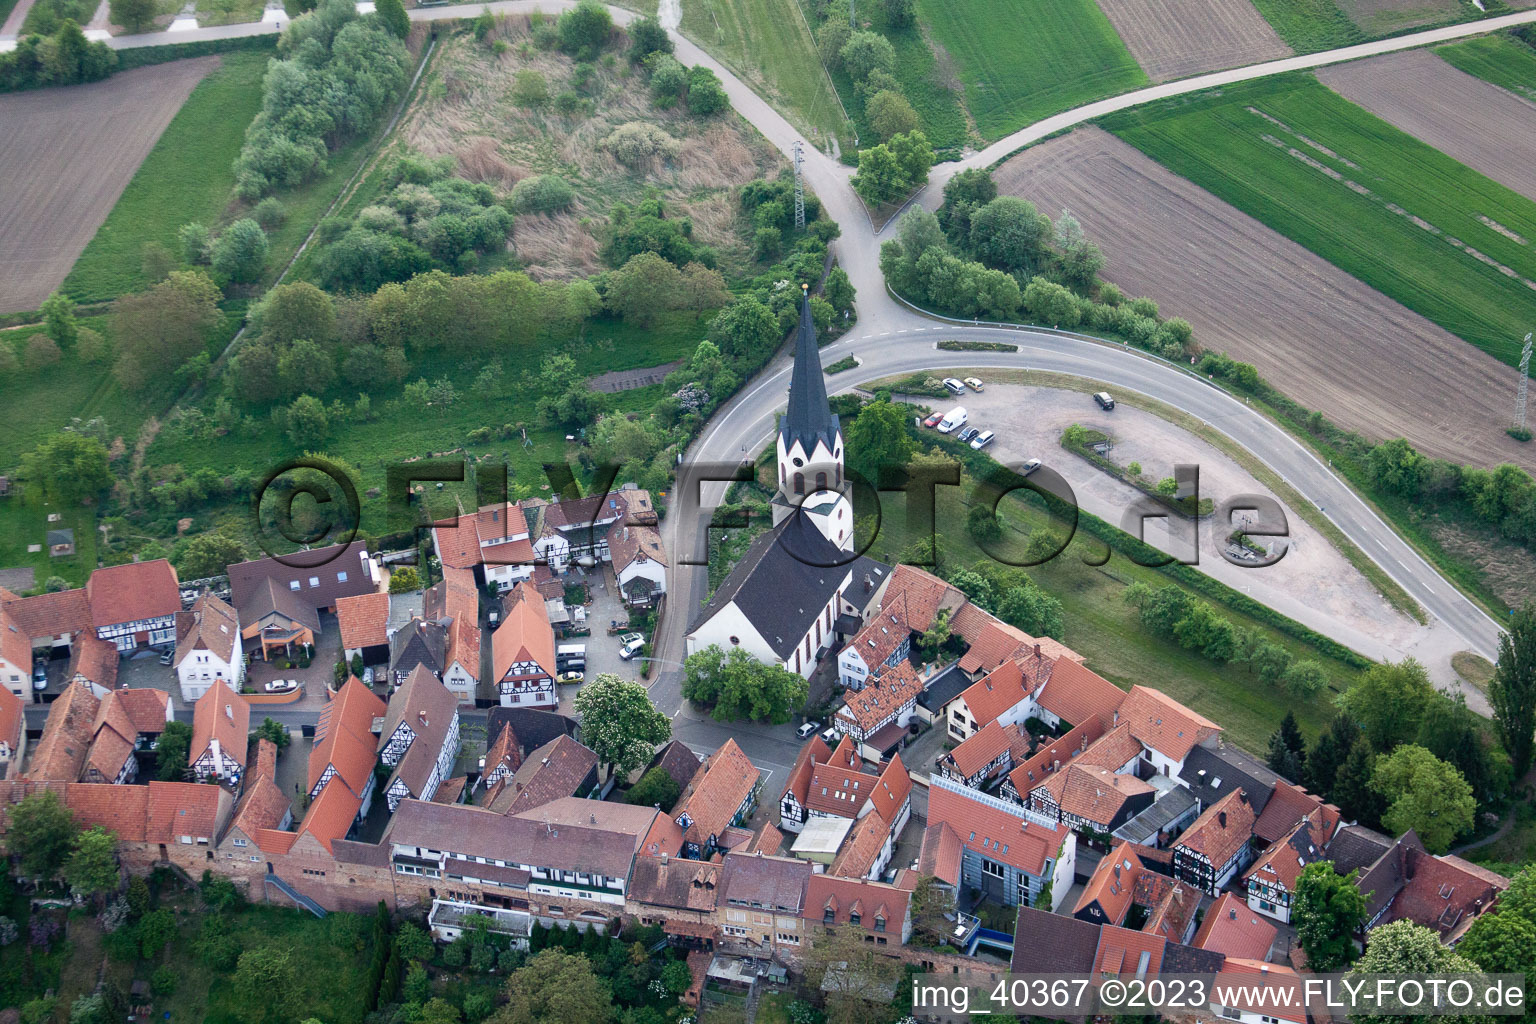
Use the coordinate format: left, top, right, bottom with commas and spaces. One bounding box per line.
773, 284, 854, 552
683, 288, 889, 677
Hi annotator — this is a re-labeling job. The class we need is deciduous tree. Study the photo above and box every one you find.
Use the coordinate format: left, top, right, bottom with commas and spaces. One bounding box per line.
174, 534, 248, 581
63, 827, 119, 899
682, 645, 808, 724
1371, 744, 1475, 854
212, 218, 269, 284
22, 431, 112, 507
1349, 920, 1484, 1024
1335, 658, 1436, 752
7, 791, 76, 879
491, 949, 613, 1024
1292, 861, 1365, 972
112, 269, 222, 392
572, 674, 672, 778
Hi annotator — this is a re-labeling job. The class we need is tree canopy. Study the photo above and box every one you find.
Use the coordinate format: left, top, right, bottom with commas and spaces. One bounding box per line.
1291, 861, 1365, 972
571, 674, 672, 777
682, 644, 808, 724
1370, 744, 1475, 854
1491, 601, 1536, 777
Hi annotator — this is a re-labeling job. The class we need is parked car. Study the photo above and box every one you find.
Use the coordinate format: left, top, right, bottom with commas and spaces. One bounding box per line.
363, 667, 374, 685
264, 679, 297, 693
617, 632, 643, 648
964, 377, 984, 392
936, 406, 968, 434
797, 721, 821, 739
558, 670, 584, 684
957, 427, 979, 444
923, 411, 944, 428
31, 662, 47, 690
1021, 458, 1042, 476
970, 430, 995, 450
942, 377, 966, 395
1094, 391, 1116, 410
158, 649, 175, 666
619, 638, 645, 661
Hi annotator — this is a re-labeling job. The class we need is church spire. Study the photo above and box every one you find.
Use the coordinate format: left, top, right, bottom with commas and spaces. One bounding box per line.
780, 284, 839, 454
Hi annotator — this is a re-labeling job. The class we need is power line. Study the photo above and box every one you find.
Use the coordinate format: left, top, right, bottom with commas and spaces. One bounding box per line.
1517, 332, 1533, 433
793, 140, 806, 230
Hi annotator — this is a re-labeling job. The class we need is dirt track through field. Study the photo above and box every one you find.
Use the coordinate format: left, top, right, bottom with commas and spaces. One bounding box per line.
994, 127, 1533, 471
1094, 0, 1291, 82
1318, 48, 1536, 204
0, 58, 217, 314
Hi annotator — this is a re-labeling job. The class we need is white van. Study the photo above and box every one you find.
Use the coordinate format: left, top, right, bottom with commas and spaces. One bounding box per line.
936, 406, 968, 434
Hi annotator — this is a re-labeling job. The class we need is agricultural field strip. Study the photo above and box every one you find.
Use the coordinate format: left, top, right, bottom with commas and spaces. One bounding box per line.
1093, 0, 1291, 84
0, 58, 216, 313
1316, 48, 1536, 207
989, 126, 1532, 472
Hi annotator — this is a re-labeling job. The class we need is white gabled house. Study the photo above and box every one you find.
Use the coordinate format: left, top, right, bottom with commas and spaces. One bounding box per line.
189, 681, 249, 784
173, 593, 243, 703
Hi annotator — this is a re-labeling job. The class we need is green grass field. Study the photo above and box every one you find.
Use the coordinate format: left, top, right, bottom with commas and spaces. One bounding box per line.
1103, 73, 1536, 369
915, 0, 1145, 141
1248, 0, 1363, 52
678, 0, 853, 149
63, 53, 268, 302
864, 433, 1366, 752
1437, 32, 1536, 103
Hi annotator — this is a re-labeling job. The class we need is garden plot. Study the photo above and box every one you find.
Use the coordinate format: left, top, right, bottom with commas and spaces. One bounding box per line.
1094, 0, 1291, 82
992, 127, 1532, 472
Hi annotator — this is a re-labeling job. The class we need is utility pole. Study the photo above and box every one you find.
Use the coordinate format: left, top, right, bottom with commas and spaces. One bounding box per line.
1517, 332, 1533, 433
792, 138, 804, 228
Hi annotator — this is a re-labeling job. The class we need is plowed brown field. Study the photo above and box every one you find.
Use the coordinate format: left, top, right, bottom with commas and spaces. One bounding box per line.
0, 57, 217, 314
1318, 48, 1536, 204
993, 127, 1532, 471
1094, 0, 1290, 82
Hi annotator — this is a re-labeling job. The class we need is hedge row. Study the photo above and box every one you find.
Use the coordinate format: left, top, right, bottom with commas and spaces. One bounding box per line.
115, 32, 279, 71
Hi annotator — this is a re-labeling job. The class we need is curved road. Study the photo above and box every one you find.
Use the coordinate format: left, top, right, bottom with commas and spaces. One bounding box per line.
95, 2, 1533, 711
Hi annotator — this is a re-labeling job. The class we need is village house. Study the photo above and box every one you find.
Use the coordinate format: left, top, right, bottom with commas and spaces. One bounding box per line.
227, 541, 380, 661
1243, 807, 1333, 923
832, 660, 925, 759
0, 608, 32, 701
67, 633, 118, 696
626, 855, 721, 947
189, 681, 250, 784
1191, 891, 1277, 961
309, 676, 387, 821
173, 593, 242, 702
336, 591, 393, 667
1171, 789, 1257, 895
1354, 830, 1509, 942
836, 565, 965, 692
491, 581, 557, 708
805, 874, 913, 946
1030, 762, 1155, 836
936, 719, 1029, 789
943, 648, 1055, 743
432, 502, 538, 594
484, 734, 599, 814
0, 685, 23, 774
377, 665, 461, 811
1111, 685, 1222, 778
81, 688, 174, 785
87, 560, 181, 653
925, 774, 1075, 910
1029, 655, 1128, 734
1000, 713, 1109, 803
390, 617, 448, 685
779, 734, 911, 878
424, 571, 481, 702
0, 585, 91, 669
1072, 841, 1198, 944
26, 680, 100, 781
673, 739, 760, 860
716, 851, 812, 952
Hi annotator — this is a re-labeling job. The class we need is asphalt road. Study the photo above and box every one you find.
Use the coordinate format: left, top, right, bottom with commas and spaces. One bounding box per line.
79, 1, 1530, 724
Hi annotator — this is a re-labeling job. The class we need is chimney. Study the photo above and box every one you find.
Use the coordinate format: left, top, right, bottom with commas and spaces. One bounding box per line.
1034, 643, 1041, 658
661, 852, 669, 864
1229, 908, 1237, 920
863, 574, 872, 594
1219, 811, 1228, 829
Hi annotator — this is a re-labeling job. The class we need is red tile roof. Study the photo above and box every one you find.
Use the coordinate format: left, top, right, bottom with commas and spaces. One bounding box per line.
1037, 763, 1153, 827
1253, 779, 1339, 845
492, 581, 556, 682
1006, 713, 1109, 796
174, 593, 239, 668
1174, 789, 1256, 868
947, 719, 1012, 778
1035, 656, 1127, 729
0, 686, 21, 755
308, 677, 385, 797
1077, 722, 1143, 771
98, 688, 171, 736
1115, 686, 1220, 763
28, 682, 101, 781
918, 821, 963, 887
190, 681, 250, 769
837, 660, 923, 734
674, 738, 758, 849
782, 734, 832, 809
335, 592, 391, 650
1245, 808, 1329, 893
846, 565, 964, 669
927, 778, 1065, 877
230, 772, 292, 840
0, 608, 29, 673
67, 782, 149, 841
86, 559, 180, 627
1192, 892, 1277, 959
1075, 842, 1148, 925
957, 658, 1035, 729
1217, 959, 1306, 1023
830, 810, 887, 879
1093, 924, 1165, 978
806, 874, 909, 934
1, 587, 91, 640
296, 774, 361, 853
67, 632, 118, 689
954, 611, 1033, 675
868, 754, 910, 825
147, 781, 230, 842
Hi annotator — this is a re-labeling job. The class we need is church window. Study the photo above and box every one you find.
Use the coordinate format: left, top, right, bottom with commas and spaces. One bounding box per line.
729, 636, 740, 645
793, 457, 804, 467
815, 472, 827, 491
794, 473, 804, 492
